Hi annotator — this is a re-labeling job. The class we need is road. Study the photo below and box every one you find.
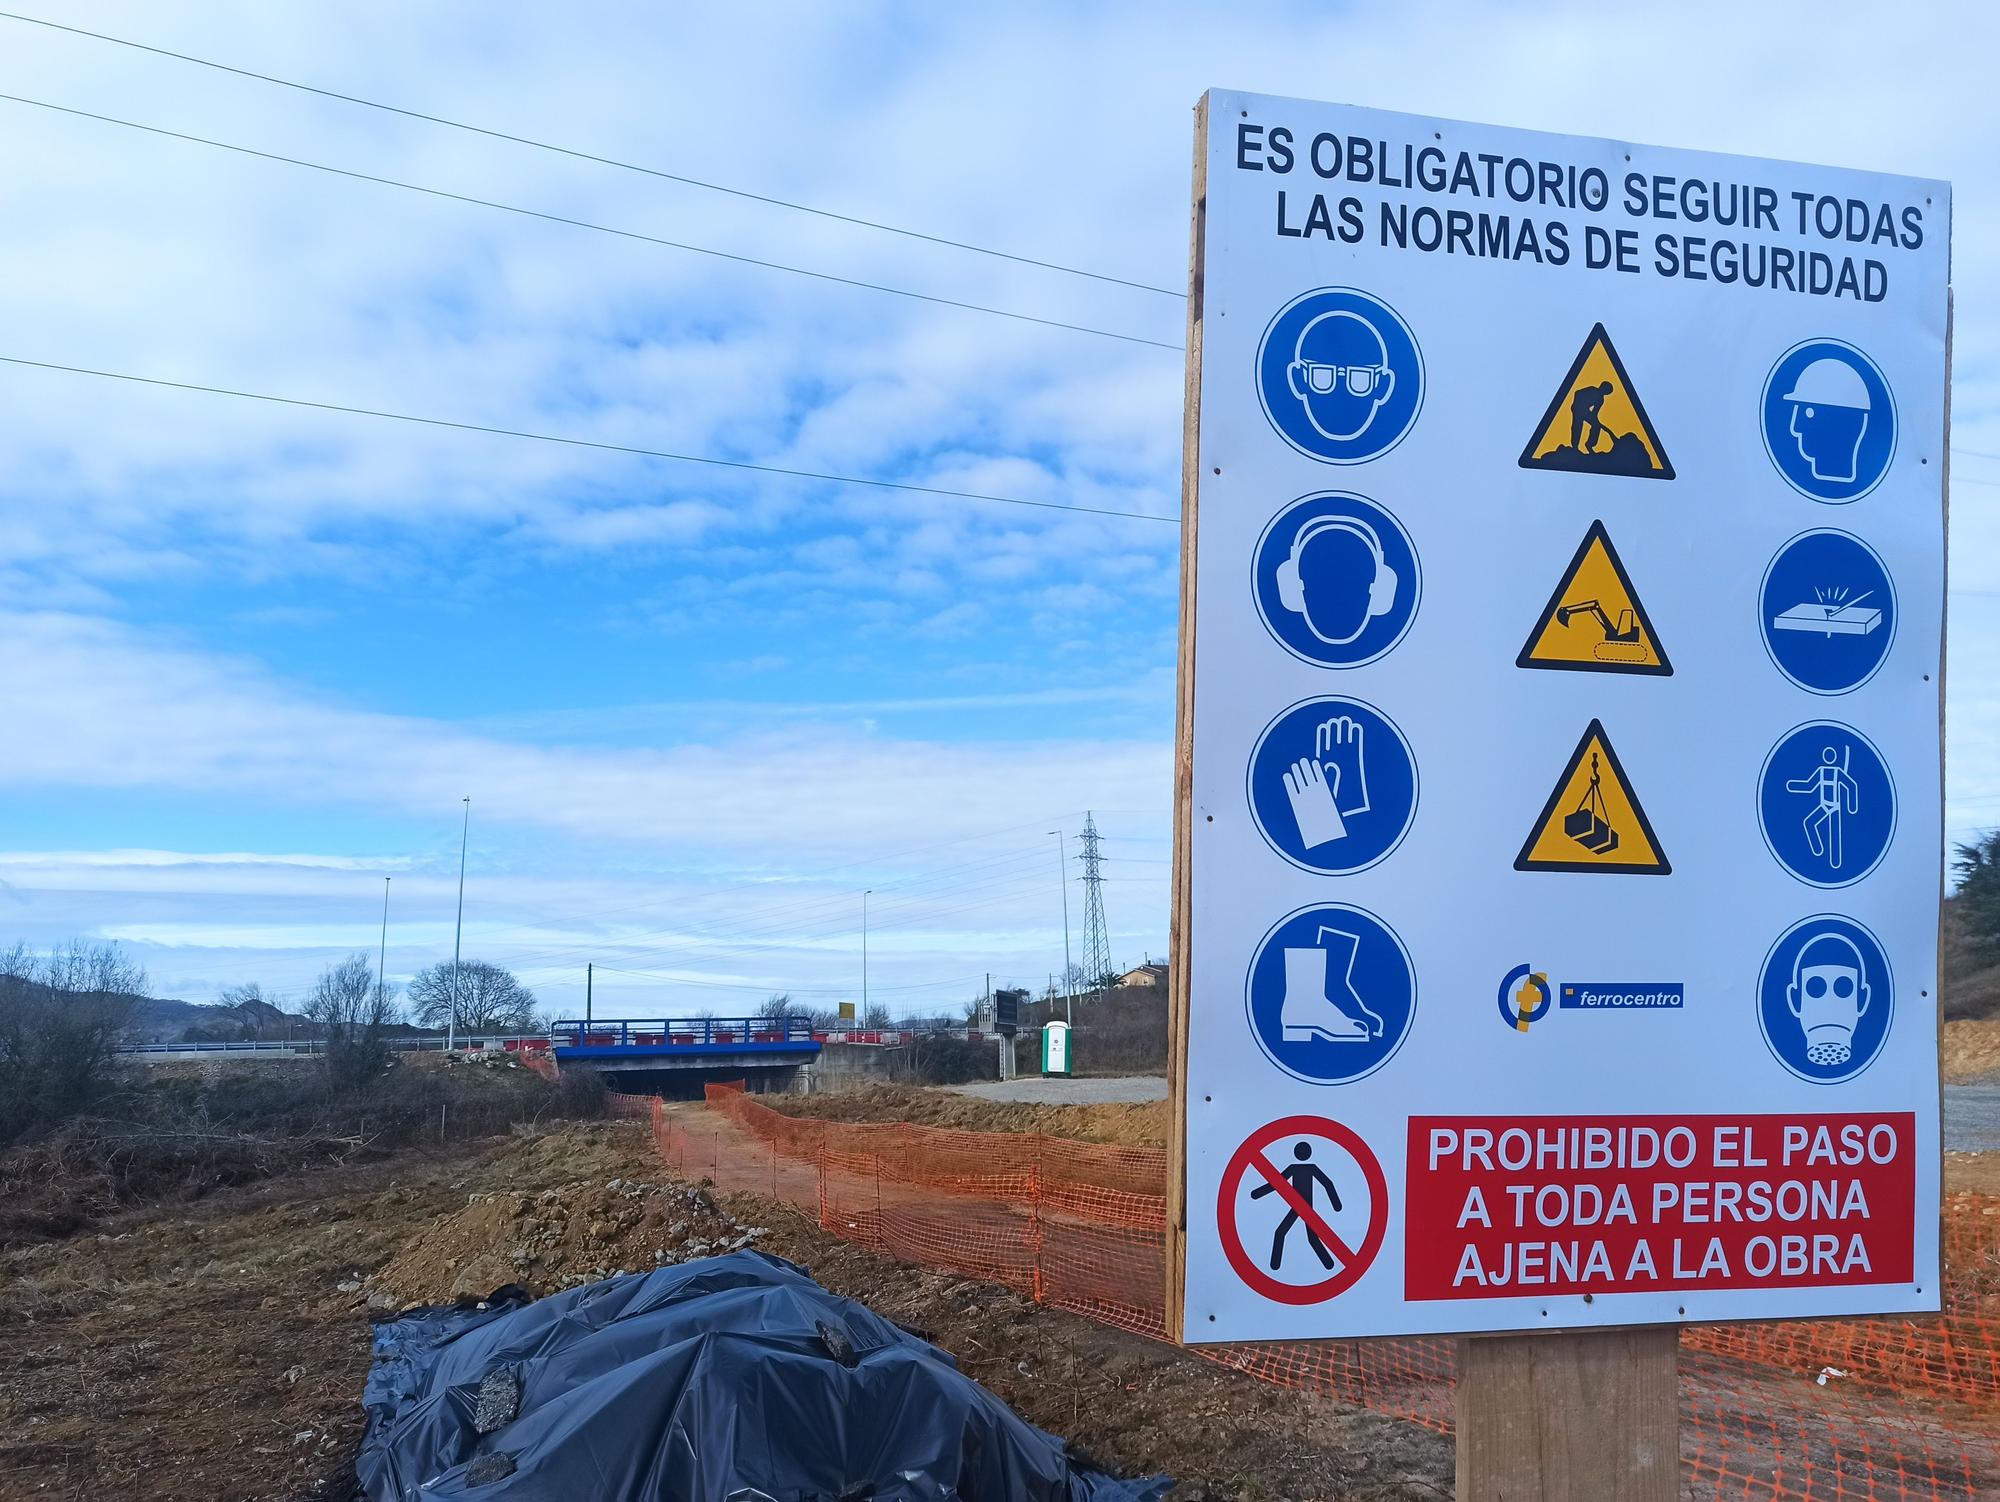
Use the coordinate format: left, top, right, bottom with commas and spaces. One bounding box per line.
952, 1077, 2000, 1151
947, 1075, 1168, 1105
1947, 1085, 2000, 1153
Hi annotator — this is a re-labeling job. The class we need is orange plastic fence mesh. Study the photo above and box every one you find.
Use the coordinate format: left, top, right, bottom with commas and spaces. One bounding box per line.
603, 1090, 656, 1120
647, 1087, 1999, 1498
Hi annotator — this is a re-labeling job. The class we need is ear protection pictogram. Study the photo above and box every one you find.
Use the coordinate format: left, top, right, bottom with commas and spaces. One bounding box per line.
1275, 515, 1398, 647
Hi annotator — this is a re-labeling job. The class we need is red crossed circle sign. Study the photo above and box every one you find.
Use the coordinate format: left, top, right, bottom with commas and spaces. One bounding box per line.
1217, 1114, 1389, 1305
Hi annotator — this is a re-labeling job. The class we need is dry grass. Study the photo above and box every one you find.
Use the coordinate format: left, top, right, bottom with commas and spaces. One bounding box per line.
1943, 1018, 2000, 1084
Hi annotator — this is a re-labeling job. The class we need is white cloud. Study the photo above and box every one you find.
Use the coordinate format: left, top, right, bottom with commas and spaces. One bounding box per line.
0, 608, 1168, 859
0, 0, 1994, 1000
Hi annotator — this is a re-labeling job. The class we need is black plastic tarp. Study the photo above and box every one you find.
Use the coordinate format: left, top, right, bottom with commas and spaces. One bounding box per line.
357, 1249, 1170, 1500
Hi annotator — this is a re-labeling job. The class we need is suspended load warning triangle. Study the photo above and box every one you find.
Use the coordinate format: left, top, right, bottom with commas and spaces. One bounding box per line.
1515, 718, 1671, 875
1518, 323, 1675, 479
1516, 520, 1672, 676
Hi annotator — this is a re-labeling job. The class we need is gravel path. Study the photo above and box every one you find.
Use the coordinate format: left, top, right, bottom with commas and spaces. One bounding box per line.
948, 1079, 2000, 1151
1946, 1084, 2000, 1153
945, 1075, 1168, 1105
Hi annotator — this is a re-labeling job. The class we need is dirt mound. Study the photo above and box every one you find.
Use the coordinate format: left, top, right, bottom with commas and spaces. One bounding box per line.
372, 1174, 768, 1303
770, 1084, 1168, 1146
370, 1176, 764, 1304
1945, 1018, 2000, 1084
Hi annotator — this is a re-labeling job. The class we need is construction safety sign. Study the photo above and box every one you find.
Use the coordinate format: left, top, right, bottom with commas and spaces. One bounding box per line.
1517, 323, 1675, 480
1174, 89, 1948, 1342
1515, 719, 1670, 875
1517, 520, 1671, 675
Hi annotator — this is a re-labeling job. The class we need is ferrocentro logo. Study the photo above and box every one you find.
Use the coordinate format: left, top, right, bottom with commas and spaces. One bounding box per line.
1257, 288, 1424, 464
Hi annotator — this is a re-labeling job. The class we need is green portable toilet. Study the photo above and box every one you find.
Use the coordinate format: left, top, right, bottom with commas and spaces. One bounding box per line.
1041, 1019, 1072, 1077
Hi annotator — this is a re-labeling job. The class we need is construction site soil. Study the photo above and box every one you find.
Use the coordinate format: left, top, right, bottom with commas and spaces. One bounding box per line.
773, 1080, 1173, 1146
779, 1078, 2000, 1190
0, 1120, 1450, 1501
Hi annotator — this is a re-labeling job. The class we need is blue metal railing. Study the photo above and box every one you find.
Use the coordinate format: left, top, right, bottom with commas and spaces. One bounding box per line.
548, 1016, 818, 1049
115, 1034, 550, 1057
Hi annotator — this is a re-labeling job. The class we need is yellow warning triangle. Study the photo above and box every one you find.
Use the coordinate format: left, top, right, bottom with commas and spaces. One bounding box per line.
1516, 521, 1672, 676
1515, 719, 1670, 875
1518, 324, 1674, 480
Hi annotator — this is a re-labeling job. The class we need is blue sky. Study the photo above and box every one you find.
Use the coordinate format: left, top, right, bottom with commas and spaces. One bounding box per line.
0, 1, 1995, 1018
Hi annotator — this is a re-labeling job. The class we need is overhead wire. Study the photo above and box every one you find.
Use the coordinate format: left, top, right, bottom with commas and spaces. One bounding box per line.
0, 9, 1183, 298
0, 93, 1178, 352
0, 355, 1178, 525
485, 842, 1067, 975
587, 965, 982, 996
554, 856, 1058, 975
456, 810, 1109, 962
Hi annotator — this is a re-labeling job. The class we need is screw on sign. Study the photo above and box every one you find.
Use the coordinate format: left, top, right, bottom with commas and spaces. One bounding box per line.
1217, 1115, 1388, 1306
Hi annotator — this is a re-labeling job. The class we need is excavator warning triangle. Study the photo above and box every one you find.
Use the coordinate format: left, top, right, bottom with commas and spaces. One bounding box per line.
1518, 323, 1675, 479
1517, 520, 1672, 676
1515, 718, 1671, 875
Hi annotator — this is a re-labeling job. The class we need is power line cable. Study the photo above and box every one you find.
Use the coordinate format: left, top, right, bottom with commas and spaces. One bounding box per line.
0, 354, 1178, 524
538, 854, 1057, 976
0, 9, 1182, 299
484, 848, 1065, 982
0, 93, 1179, 353
587, 965, 981, 996
484, 842, 1065, 972
459, 810, 1105, 962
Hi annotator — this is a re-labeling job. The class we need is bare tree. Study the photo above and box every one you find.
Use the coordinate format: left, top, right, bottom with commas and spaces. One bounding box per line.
756, 992, 796, 1021
213, 981, 277, 1040
0, 938, 143, 1142
862, 1001, 893, 1028
304, 953, 396, 1092
404, 960, 538, 1034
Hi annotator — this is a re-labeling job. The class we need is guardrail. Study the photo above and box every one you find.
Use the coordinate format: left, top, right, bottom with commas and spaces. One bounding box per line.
549, 1017, 818, 1049
116, 1035, 552, 1057
118, 1020, 1011, 1058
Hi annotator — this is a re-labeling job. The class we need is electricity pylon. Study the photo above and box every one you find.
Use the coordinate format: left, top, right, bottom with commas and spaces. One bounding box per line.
1078, 812, 1112, 1004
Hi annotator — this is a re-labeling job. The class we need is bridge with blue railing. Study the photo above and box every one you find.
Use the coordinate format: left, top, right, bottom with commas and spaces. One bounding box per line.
549, 1016, 822, 1072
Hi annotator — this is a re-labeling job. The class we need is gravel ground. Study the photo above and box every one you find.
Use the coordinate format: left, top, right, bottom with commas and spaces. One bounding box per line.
1945, 1084, 2000, 1152
944, 1078, 2000, 1155
947, 1075, 1169, 1105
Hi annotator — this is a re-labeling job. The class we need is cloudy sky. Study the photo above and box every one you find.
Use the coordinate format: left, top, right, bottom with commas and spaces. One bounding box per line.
0, 1, 1993, 1019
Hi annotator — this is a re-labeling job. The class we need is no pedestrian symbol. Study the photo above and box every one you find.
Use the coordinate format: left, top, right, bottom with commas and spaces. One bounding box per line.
1217, 1116, 1387, 1305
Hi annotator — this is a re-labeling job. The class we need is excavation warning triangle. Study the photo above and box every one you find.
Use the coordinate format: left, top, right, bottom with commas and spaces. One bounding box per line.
1518, 324, 1675, 480
1515, 718, 1671, 875
1516, 520, 1672, 676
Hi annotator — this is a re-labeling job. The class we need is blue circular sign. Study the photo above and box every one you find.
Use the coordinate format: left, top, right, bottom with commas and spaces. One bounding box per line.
1757, 722, 1896, 889
1246, 903, 1416, 1085
1760, 339, 1896, 502
1257, 288, 1424, 464
1253, 494, 1421, 669
1248, 696, 1418, 875
1757, 915, 1892, 1084
1760, 529, 1897, 695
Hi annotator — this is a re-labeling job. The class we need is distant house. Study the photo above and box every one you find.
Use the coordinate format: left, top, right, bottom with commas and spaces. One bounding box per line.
1117, 963, 1168, 990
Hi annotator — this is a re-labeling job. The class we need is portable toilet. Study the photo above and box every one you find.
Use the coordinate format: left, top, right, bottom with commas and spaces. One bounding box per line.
1041, 1019, 1072, 1077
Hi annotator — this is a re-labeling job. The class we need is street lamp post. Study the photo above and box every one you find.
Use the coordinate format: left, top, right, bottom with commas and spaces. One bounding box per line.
449, 797, 469, 1051
861, 890, 872, 1023
1048, 830, 1074, 1024
377, 877, 391, 1011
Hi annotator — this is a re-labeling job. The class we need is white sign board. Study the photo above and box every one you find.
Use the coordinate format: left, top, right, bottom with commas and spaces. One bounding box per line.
1174, 89, 1949, 1342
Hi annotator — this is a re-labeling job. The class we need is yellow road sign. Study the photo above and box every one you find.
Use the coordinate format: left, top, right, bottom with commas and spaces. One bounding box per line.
1517, 520, 1672, 676
1518, 324, 1674, 480
1515, 718, 1671, 875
